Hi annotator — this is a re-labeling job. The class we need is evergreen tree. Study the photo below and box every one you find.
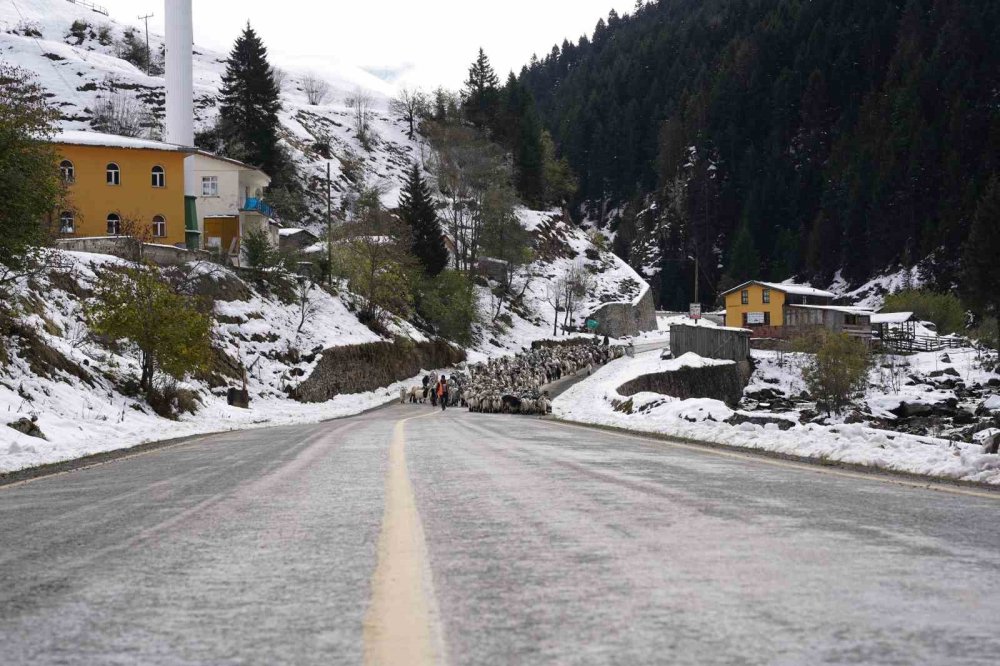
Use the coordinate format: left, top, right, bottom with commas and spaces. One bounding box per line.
219, 24, 284, 180
962, 176, 1000, 343
398, 163, 448, 276
727, 221, 760, 285
463, 48, 501, 131
0, 64, 61, 279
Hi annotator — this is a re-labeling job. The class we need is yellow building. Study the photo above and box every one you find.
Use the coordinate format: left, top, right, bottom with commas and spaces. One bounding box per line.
722, 281, 834, 328
53, 131, 194, 247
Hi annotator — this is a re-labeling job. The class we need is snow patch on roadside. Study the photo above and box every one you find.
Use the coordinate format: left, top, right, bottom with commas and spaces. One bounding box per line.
554, 351, 1000, 485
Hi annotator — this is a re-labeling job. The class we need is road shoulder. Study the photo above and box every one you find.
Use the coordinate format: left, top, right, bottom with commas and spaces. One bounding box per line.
545, 417, 1000, 498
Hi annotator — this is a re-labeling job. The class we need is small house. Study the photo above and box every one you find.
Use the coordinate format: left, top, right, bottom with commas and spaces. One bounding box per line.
784, 305, 874, 340
722, 281, 835, 328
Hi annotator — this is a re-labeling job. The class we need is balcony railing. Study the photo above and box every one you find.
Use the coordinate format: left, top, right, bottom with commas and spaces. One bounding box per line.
241, 198, 275, 219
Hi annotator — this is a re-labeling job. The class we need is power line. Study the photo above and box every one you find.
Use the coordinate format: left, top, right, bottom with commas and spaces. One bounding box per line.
8, 0, 84, 96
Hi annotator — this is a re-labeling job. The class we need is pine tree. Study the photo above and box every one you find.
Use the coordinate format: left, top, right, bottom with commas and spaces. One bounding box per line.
463, 48, 501, 131
219, 24, 284, 179
399, 163, 448, 276
962, 176, 1000, 343
727, 221, 760, 284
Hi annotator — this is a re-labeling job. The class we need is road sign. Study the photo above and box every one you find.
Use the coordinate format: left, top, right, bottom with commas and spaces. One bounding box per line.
586, 319, 599, 331
689, 303, 702, 320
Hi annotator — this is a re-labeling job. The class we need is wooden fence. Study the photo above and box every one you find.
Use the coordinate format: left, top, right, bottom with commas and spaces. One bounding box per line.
669, 325, 751, 362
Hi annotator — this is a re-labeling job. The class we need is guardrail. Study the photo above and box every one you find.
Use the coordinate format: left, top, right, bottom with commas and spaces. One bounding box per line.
66, 0, 109, 17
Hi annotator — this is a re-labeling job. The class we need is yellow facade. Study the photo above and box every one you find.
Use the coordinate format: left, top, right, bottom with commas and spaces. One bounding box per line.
725, 283, 786, 328
54, 143, 189, 247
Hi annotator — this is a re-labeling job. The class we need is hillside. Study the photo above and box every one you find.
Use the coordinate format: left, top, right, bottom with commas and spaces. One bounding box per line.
521, 0, 1000, 307
1, 0, 413, 219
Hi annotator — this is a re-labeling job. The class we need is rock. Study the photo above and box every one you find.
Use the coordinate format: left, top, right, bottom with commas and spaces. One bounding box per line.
845, 410, 868, 424
940, 354, 952, 363
981, 395, 1000, 413
727, 413, 797, 431
227, 388, 250, 409
983, 432, 1000, 455
989, 378, 1000, 388
953, 409, 977, 425
799, 409, 819, 423
7, 416, 46, 440
890, 402, 934, 419
929, 368, 960, 378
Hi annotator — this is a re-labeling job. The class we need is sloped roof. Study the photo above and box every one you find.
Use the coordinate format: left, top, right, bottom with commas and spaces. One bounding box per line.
872, 311, 915, 325
54, 130, 193, 153
788, 304, 874, 316
721, 280, 835, 299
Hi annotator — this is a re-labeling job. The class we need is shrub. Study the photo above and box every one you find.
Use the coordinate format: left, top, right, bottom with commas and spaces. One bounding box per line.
88, 265, 213, 393
414, 270, 480, 345
802, 333, 872, 414
969, 317, 998, 350
882, 289, 965, 335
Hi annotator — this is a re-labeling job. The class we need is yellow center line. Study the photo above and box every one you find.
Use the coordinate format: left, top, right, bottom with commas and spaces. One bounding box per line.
363, 411, 446, 666
544, 419, 1000, 501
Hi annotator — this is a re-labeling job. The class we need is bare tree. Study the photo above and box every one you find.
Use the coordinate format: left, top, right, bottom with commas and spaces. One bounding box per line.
295, 276, 317, 334
561, 262, 594, 332
544, 277, 567, 336
302, 73, 331, 106
427, 123, 509, 273
389, 87, 428, 138
345, 88, 376, 150
271, 66, 288, 92
90, 91, 152, 138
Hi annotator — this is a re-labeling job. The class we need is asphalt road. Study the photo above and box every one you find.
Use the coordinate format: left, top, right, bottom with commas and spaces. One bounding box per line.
2, 405, 999, 665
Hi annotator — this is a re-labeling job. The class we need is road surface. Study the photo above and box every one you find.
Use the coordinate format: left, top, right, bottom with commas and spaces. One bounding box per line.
2, 405, 999, 665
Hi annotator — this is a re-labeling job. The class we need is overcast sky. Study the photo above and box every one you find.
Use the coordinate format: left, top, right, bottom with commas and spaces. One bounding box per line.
99, 0, 637, 89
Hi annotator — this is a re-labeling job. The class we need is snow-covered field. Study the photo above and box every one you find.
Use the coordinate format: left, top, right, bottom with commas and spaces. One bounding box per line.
554, 350, 1000, 485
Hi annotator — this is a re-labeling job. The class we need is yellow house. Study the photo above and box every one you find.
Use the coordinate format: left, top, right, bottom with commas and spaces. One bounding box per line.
52, 131, 193, 247
722, 281, 834, 328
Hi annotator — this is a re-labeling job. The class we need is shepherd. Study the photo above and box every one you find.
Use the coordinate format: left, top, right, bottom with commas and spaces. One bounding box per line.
438, 376, 450, 412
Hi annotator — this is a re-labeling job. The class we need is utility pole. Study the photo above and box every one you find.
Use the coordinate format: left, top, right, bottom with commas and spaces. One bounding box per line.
326, 162, 333, 285
138, 13, 154, 75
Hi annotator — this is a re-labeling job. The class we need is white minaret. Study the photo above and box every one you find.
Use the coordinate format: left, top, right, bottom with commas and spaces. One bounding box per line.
165, 0, 196, 197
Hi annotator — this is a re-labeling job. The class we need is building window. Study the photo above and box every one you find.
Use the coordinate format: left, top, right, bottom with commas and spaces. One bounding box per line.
152, 215, 166, 238
151, 166, 165, 188
763, 288, 771, 304
106, 163, 120, 186
59, 211, 75, 234
106, 213, 121, 235
741, 289, 749, 305
60, 160, 75, 183
202, 176, 219, 196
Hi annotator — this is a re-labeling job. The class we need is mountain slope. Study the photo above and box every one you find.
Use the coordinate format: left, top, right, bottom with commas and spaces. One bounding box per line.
521, 0, 1000, 305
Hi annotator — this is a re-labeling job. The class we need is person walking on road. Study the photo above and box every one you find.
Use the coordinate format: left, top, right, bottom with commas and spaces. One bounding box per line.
438, 376, 449, 412
429, 372, 439, 407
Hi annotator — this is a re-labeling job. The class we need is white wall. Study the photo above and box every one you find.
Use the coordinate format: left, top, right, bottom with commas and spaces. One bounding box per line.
189, 154, 271, 239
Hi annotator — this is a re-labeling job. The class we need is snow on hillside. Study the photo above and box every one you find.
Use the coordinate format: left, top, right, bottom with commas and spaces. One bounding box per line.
467, 210, 653, 359
0, 249, 438, 474
0, 0, 417, 218
554, 350, 1000, 486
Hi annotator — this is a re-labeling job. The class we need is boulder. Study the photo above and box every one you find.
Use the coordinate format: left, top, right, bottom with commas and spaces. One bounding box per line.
227, 388, 250, 409
7, 416, 46, 440
890, 402, 934, 419
929, 368, 960, 378
727, 413, 797, 431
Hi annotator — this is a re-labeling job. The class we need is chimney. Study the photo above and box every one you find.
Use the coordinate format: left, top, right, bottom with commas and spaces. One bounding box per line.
164, 0, 194, 148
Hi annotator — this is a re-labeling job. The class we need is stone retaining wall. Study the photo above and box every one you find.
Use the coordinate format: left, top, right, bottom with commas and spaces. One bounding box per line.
588, 287, 657, 338
293, 338, 466, 404
618, 360, 753, 407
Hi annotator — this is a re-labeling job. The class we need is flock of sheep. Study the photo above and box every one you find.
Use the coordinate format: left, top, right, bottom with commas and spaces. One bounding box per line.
401, 341, 624, 416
